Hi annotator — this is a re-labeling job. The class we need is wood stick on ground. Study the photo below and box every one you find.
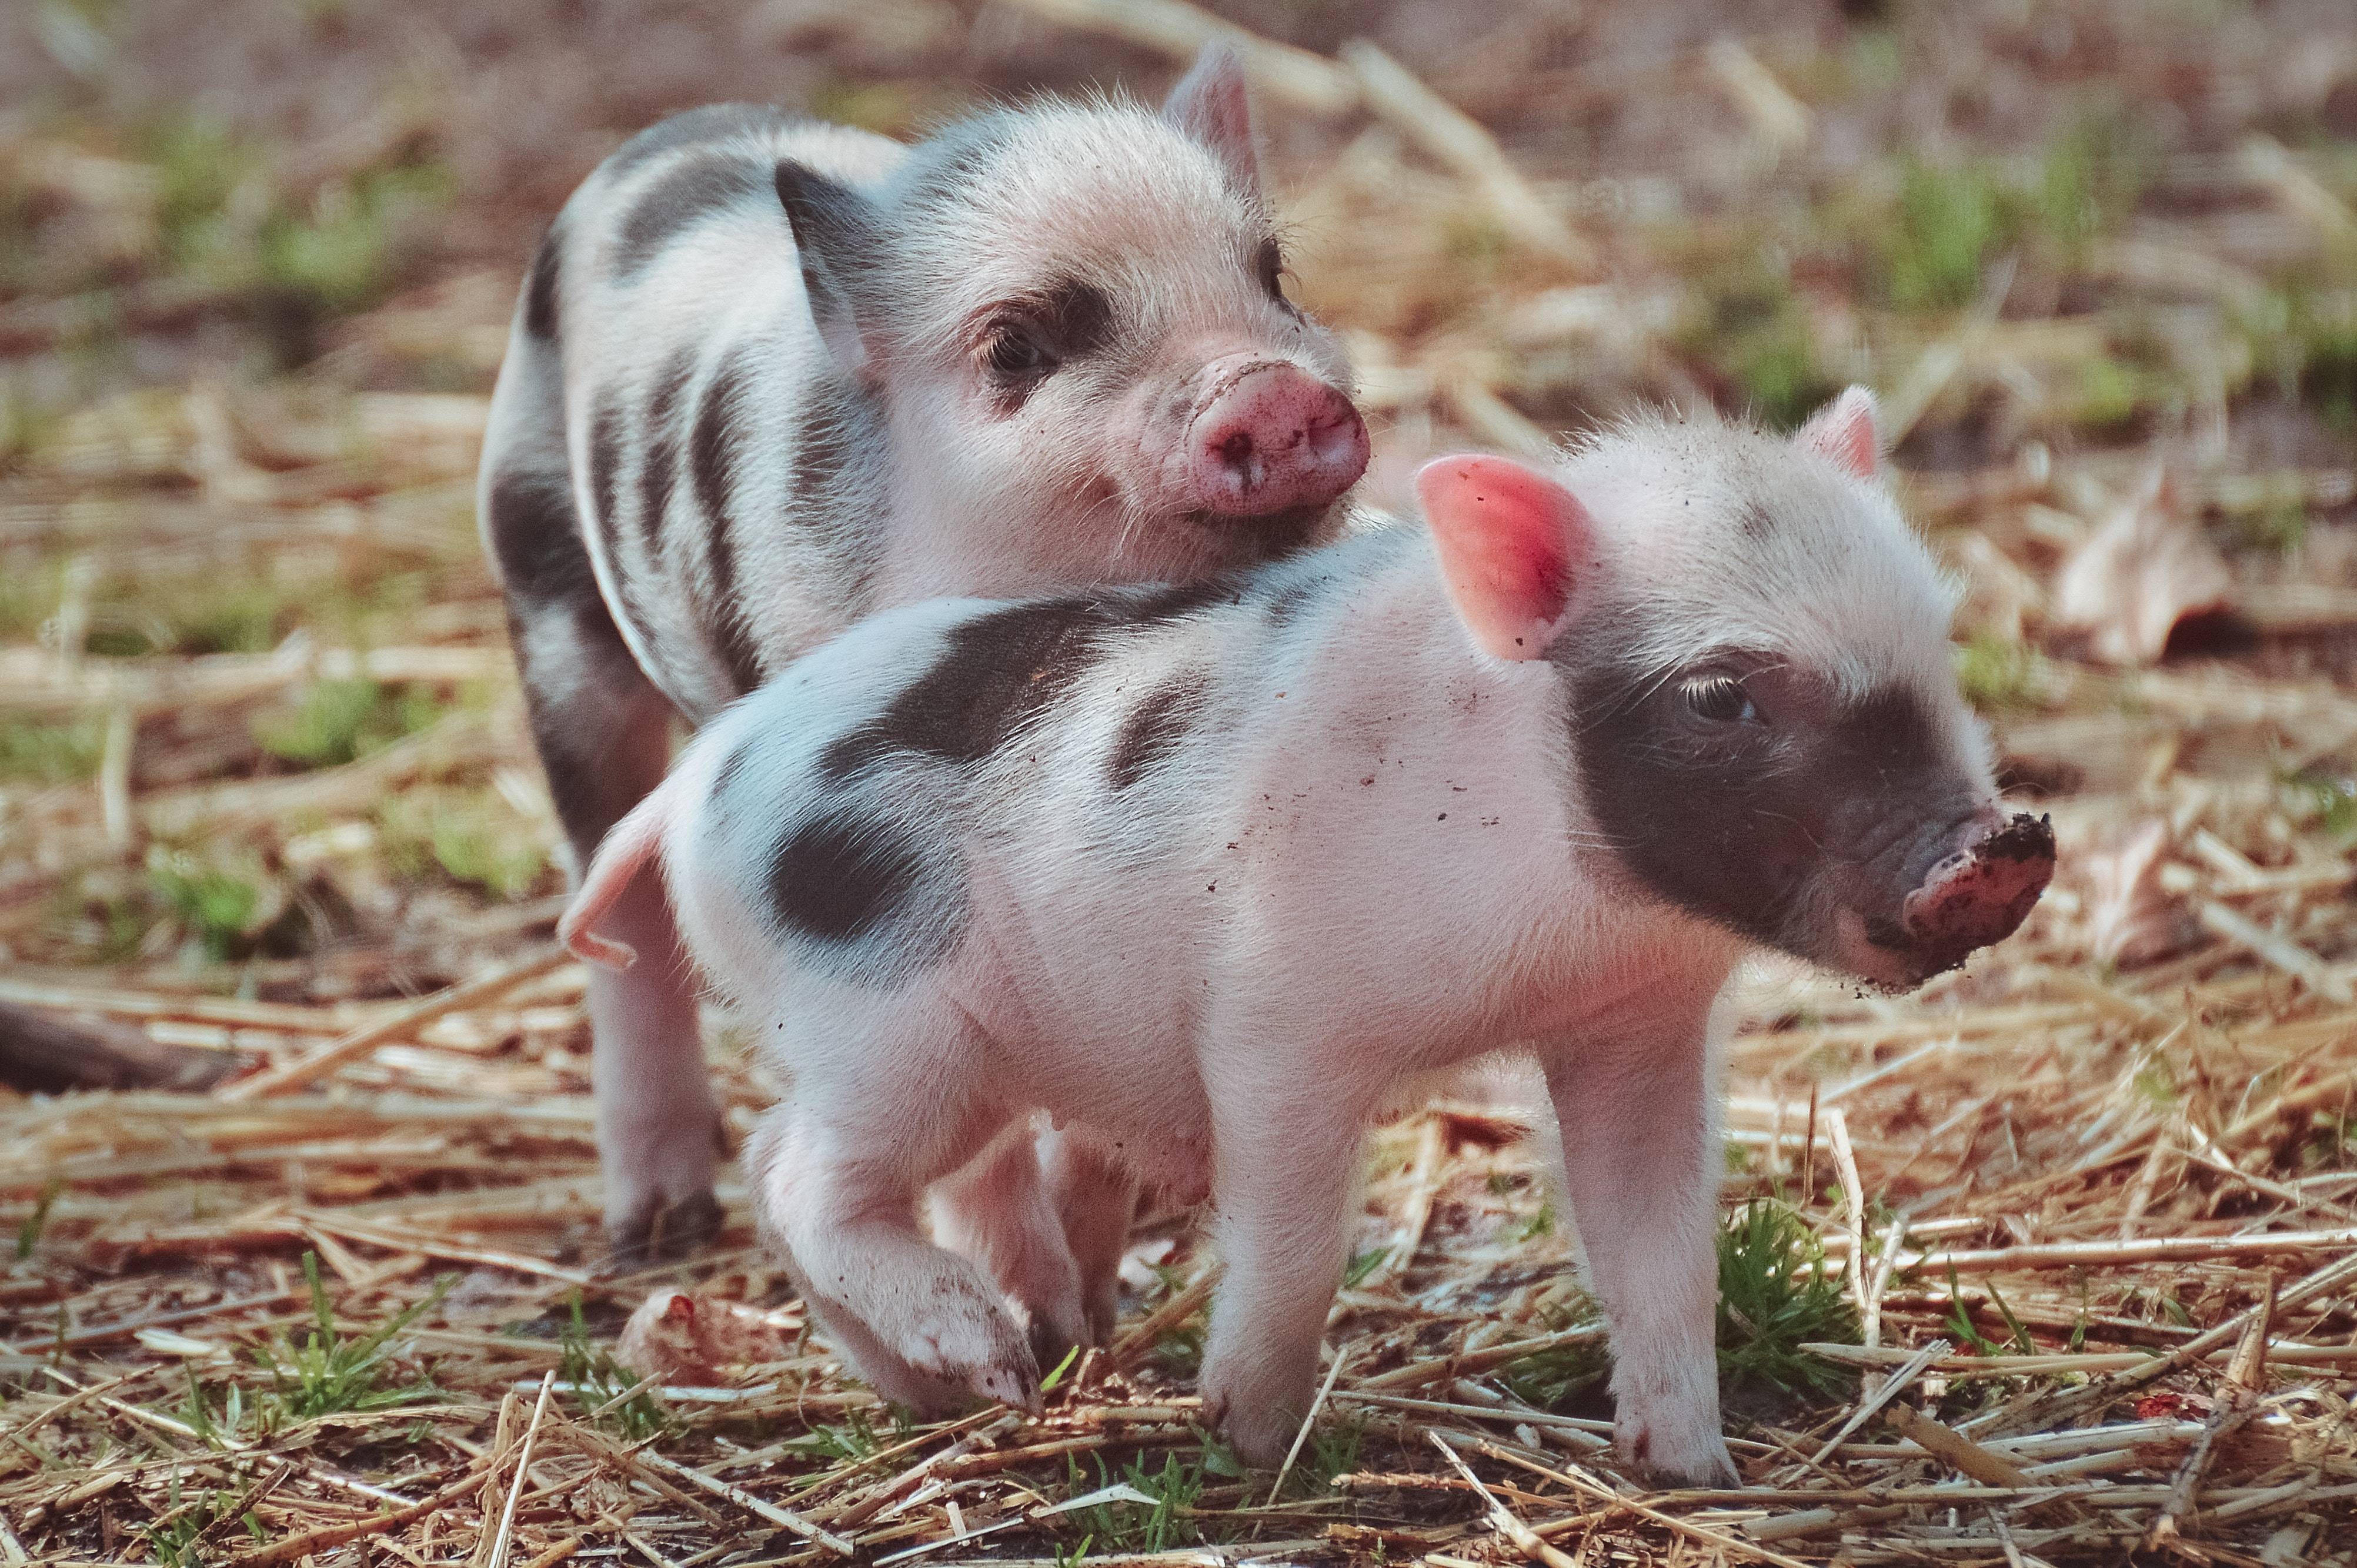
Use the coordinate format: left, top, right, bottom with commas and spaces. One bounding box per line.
1338, 39, 1593, 268
1805, 1338, 1952, 1466
1470, 1442, 1820, 1568
486, 1372, 557, 1568
1884, 1405, 2037, 1489
996, 0, 1358, 113
0, 998, 240, 1093
635, 1448, 858, 1556
2146, 1278, 2273, 1551
1426, 1432, 1581, 1568
1972, 1249, 2357, 1436
223, 945, 572, 1098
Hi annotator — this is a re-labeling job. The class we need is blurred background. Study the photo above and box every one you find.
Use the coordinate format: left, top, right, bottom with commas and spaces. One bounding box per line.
2, 0, 2355, 972
4, 4, 2357, 1562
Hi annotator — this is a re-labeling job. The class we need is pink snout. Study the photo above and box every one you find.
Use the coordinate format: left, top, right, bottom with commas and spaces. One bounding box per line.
1898, 810, 2057, 975
1187, 359, 1368, 517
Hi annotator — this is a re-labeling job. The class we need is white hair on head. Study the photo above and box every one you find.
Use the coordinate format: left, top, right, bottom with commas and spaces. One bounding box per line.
1554, 403, 1963, 707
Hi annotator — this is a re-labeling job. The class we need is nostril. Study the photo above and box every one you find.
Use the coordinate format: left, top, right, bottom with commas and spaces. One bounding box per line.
1215, 430, 1254, 472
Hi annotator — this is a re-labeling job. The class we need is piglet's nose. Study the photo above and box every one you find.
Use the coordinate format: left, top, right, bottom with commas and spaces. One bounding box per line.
1898, 808, 2057, 969
1187, 361, 1368, 517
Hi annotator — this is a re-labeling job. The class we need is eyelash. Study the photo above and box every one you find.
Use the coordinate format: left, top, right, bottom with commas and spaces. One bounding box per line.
1680, 674, 1759, 724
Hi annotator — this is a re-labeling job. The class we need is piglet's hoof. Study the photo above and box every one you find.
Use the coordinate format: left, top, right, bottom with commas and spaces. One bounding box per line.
606, 1189, 725, 1267
1618, 1423, 1739, 1490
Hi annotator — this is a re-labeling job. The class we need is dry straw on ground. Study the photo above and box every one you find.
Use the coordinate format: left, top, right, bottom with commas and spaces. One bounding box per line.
4, 1, 2357, 1563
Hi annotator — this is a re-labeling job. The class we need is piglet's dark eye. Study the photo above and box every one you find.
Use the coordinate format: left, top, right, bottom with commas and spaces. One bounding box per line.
983, 326, 1053, 381
1256, 238, 1298, 315
1681, 674, 1759, 724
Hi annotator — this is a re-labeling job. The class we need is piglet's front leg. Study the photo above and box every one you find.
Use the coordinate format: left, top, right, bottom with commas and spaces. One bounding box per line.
1542, 983, 1739, 1488
1197, 1071, 1371, 1468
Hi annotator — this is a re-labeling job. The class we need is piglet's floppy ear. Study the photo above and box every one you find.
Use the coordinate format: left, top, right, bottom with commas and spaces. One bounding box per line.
1795, 385, 1880, 480
1163, 42, 1263, 196
1415, 454, 1593, 661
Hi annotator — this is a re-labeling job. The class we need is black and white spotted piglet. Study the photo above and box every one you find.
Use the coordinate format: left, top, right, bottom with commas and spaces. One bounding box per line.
559, 392, 2055, 1484
478, 48, 1368, 1253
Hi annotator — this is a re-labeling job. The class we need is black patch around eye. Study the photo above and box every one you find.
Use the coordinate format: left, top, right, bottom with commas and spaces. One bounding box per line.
1034, 276, 1116, 360
1681, 674, 1756, 724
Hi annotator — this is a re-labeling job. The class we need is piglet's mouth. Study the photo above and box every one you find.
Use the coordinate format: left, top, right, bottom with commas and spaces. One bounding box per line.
1871, 812, 2057, 983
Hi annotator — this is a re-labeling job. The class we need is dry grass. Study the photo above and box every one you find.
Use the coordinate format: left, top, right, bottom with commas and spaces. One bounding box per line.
5, 1, 2357, 1563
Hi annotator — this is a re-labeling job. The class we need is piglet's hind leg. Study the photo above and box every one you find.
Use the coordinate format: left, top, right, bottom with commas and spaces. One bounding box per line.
749, 1051, 1040, 1415
930, 1119, 1091, 1362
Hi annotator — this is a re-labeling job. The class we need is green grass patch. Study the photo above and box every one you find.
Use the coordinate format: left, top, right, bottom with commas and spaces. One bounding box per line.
145, 847, 270, 962
253, 678, 444, 769
1061, 1449, 1224, 1553
379, 785, 550, 898
1715, 1199, 1860, 1401
256, 1253, 448, 1425
0, 715, 105, 783
1954, 632, 2051, 714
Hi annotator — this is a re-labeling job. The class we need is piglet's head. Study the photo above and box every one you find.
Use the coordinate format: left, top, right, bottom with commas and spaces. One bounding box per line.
1415, 390, 2055, 989
777, 45, 1365, 583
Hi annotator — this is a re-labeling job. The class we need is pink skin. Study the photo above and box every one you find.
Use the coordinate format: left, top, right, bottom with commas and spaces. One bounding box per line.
1183, 356, 1369, 517
1128, 352, 1368, 523
1833, 808, 2058, 988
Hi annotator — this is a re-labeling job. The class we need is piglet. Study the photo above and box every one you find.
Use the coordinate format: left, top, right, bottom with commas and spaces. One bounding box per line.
479, 46, 1367, 1255
560, 390, 2054, 1485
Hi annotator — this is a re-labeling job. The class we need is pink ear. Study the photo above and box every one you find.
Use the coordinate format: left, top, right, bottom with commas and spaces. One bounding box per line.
1162, 42, 1262, 195
1796, 385, 1879, 480
1414, 454, 1592, 661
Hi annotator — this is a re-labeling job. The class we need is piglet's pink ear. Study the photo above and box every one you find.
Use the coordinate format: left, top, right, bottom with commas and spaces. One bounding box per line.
1795, 385, 1880, 480
1163, 42, 1263, 196
1415, 454, 1592, 661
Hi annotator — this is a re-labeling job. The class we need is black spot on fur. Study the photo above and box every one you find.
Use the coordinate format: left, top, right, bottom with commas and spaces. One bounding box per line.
611, 104, 790, 174
616, 152, 774, 276
1107, 669, 1210, 791
523, 228, 563, 341
865, 600, 1124, 768
819, 581, 1251, 785
1737, 501, 1774, 540
760, 806, 965, 982
486, 467, 665, 849
688, 347, 766, 696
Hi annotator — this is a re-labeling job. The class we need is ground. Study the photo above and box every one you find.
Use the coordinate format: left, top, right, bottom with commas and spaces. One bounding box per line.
4, 1, 2357, 1563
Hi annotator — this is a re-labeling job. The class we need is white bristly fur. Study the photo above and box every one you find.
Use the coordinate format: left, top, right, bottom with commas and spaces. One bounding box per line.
564, 405, 2025, 1485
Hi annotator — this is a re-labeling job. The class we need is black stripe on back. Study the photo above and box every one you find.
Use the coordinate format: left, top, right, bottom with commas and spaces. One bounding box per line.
523, 227, 563, 341
610, 104, 790, 174
615, 153, 775, 277
639, 347, 696, 569
689, 347, 766, 696
584, 397, 658, 649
